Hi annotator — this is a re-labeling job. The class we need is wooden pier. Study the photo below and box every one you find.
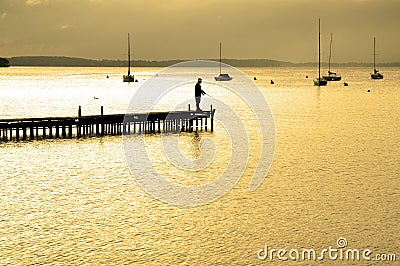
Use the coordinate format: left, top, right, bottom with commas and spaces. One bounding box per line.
0, 105, 215, 142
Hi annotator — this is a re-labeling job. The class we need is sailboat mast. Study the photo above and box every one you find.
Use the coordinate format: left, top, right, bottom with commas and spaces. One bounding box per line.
373, 36, 376, 71
128, 33, 131, 76
219, 42, 222, 75
318, 18, 321, 79
328, 33, 332, 73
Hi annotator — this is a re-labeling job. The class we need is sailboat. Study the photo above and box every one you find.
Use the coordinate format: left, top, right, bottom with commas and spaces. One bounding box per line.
314, 18, 327, 86
123, 33, 135, 82
214, 42, 232, 81
323, 33, 341, 81
371, 37, 383, 80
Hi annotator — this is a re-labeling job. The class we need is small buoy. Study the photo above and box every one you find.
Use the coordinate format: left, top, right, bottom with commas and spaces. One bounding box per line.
343, 82, 348, 86
270, 80, 274, 84
306, 75, 308, 78
135, 79, 138, 82
94, 97, 99, 99
106, 75, 109, 78
254, 77, 257, 80
367, 89, 371, 92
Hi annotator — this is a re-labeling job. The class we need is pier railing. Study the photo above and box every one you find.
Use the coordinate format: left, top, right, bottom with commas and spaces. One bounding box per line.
0, 105, 215, 142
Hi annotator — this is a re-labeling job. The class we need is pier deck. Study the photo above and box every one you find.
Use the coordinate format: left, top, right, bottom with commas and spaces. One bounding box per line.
0, 105, 215, 142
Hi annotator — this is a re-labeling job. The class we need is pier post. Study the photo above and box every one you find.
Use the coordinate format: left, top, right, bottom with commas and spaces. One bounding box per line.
68, 121, 72, 138
30, 125, 34, 140
43, 125, 46, 139
96, 120, 99, 136
2, 128, 6, 141
210, 105, 214, 132
22, 125, 27, 141
101, 106, 104, 136
16, 125, 20, 141
77, 106, 82, 138
56, 124, 60, 138
62, 123, 66, 139
49, 120, 53, 139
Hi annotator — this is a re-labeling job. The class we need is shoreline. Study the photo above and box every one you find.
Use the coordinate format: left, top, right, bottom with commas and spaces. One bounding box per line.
5, 56, 400, 68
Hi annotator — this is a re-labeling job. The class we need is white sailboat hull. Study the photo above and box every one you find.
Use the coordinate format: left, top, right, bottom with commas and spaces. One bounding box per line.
214, 74, 232, 81
323, 74, 342, 81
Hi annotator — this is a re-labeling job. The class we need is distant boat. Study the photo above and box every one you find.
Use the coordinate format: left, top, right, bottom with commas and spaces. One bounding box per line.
323, 33, 341, 81
0, 58, 10, 67
214, 42, 232, 81
314, 18, 327, 86
371, 37, 383, 80
123, 33, 135, 82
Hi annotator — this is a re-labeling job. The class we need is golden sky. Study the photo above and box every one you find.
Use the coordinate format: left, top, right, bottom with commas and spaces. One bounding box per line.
1, 0, 399, 62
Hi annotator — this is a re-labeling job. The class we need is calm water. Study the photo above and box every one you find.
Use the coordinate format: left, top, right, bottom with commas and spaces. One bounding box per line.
0, 67, 399, 265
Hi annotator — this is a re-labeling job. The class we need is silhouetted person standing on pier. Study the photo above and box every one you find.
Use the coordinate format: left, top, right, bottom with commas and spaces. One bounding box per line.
195, 78, 206, 111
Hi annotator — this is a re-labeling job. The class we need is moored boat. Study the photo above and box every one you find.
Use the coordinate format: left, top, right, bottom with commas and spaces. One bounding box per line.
323, 33, 341, 81
214, 42, 232, 81
123, 33, 135, 82
314, 18, 327, 86
370, 37, 383, 80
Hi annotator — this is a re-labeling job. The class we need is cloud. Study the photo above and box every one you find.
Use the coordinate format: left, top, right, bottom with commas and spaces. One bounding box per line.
25, 0, 49, 5
0, 13, 7, 19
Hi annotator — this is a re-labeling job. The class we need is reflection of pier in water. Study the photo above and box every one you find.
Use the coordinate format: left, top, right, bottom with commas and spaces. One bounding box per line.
0, 105, 215, 142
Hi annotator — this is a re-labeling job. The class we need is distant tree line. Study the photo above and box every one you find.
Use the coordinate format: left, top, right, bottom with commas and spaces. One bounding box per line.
0, 57, 10, 67
5, 56, 400, 67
